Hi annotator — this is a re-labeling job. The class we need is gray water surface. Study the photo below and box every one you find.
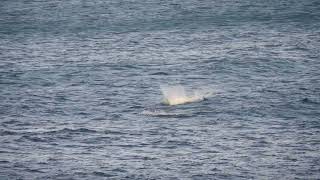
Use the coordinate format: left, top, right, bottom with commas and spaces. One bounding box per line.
1, 0, 320, 179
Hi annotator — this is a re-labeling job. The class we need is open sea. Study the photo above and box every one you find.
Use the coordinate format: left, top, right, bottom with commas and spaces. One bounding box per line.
1, 0, 320, 179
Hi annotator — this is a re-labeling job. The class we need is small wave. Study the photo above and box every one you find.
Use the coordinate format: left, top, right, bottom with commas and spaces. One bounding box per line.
0, 130, 18, 136
160, 85, 214, 106
19, 135, 47, 143
150, 72, 169, 75
141, 110, 178, 116
104, 129, 127, 135
141, 109, 192, 118
301, 98, 319, 104
43, 128, 98, 135
93, 171, 114, 177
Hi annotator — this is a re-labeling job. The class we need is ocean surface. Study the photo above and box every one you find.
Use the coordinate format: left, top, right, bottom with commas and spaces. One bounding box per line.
1, 0, 320, 179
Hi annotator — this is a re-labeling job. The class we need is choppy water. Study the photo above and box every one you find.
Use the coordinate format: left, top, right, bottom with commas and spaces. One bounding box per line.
1, 0, 320, 179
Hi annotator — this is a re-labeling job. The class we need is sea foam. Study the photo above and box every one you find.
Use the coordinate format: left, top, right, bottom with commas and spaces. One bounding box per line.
160, 85, 213, 106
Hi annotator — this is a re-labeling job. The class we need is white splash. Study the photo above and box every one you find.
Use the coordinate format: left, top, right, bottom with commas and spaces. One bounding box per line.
160, 85, 213, 106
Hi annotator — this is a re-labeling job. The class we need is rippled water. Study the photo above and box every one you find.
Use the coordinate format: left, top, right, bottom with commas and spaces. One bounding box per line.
1, 0, 320, 179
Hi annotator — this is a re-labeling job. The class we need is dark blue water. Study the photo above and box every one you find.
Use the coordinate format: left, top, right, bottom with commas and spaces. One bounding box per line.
1, 0, 320, 179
